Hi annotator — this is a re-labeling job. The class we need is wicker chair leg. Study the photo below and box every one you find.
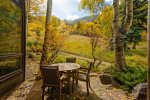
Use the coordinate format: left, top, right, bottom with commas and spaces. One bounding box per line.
42, 86, 45, 100
75, 79, 78, 85
72, 77, 74, 93
59, 89, 61, 100
55, 88, 61, 100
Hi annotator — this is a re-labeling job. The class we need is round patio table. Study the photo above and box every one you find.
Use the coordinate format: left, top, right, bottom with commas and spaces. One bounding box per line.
51, 63, 80, 94
51, 63, 80, 71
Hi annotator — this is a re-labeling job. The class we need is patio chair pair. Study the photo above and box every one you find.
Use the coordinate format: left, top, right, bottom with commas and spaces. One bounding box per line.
40, 65, 66, 100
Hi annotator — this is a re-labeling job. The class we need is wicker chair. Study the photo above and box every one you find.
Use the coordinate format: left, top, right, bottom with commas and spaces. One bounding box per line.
66, 57, 76, 63
40, 65, 66, 100
72, 62, 92, 95
65, 57, 76, 93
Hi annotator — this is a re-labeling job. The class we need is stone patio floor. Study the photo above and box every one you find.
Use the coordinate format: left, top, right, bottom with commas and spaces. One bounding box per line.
0, 57, 133, 100
25, 75, 132, 100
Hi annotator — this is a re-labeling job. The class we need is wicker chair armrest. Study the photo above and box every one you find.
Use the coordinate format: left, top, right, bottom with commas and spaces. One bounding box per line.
60, 74, 66, 80
78, 67, 89, 72
80, 67, 89, 70
76, 71, 88, 75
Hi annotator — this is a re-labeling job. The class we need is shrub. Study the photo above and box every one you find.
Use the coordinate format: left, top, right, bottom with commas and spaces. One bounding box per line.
112, 66, 147, 91
101, 50, 114, 63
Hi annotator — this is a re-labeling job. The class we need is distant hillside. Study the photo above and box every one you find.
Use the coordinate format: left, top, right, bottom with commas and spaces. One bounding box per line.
64, 15, 98, 25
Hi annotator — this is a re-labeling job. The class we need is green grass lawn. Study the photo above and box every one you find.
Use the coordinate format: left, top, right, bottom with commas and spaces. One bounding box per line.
61, 34, 92, 58
125, 42, 147, 67
61, 34, 108, 58
61, 34, 147, 67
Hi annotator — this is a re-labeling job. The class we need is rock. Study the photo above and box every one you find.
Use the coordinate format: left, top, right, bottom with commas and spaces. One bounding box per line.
99, 74, 112, 85
131, 83, 147, 100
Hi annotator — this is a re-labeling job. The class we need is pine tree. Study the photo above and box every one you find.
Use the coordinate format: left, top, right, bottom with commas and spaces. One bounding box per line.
121, 0, 147, 49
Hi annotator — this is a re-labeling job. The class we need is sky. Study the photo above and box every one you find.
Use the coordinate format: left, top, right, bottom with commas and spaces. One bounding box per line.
41, 0, 113, 21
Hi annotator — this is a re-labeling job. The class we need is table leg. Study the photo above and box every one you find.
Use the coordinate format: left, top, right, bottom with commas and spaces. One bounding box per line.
67, 71, 71, 94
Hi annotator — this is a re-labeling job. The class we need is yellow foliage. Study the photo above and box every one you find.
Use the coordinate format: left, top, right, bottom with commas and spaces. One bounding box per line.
141, 31, 147, 41
96, 6, 113, 39
47, 16, 68, 52
84, 22, 101, 37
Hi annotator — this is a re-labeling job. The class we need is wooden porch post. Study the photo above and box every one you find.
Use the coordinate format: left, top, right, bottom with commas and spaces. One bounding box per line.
147, 0, 150, 99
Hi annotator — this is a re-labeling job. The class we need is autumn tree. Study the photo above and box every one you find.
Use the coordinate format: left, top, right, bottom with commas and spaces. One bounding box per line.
80, 0, 107, 14
27, 16, 45, 53
59, 21, 68, 33
40, 2, 67, 65
26, 0, 45, 53
80, 0, 133, 70
47, 16, 67, 64
113, 0, 133, 70
80, 1, 114, 50
26, 0, 44, 15
26, 0, 45, 29
95, 6, 113, 50
84, 22, 102, 67
147, 0, 150, 99
70, 24, 78, 34
40, 0, 52, 65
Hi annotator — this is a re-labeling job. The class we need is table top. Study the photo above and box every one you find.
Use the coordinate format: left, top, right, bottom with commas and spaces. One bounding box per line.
51, 63, 80, 71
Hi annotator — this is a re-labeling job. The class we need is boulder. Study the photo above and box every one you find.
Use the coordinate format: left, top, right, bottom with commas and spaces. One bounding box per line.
99, 74, 112, 85
131, 83, 147, 100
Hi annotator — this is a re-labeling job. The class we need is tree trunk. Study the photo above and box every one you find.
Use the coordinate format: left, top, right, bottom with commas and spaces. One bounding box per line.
121, 0, 133, 33
113, 0, 120, 68
109, 34, 115, 51
40, 0, 52, 66
147, 0, 150, 99
113, 0, 133, 70
45, 0, 52, 27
